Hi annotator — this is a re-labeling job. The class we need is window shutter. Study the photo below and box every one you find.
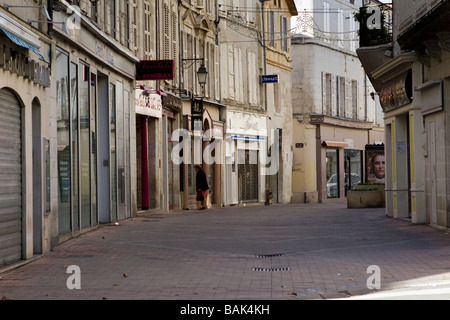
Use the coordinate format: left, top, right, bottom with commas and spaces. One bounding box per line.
172, 7, 178, 85
228, 44, 235, 99
220, 43, 229, 99
164, 2, 170, 60
215, 45, 220, 100
345, 78, 352, 118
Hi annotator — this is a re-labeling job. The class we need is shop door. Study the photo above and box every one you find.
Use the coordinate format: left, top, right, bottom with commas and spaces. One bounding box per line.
429, 121, 437, 225
0, 88, 22, 266
344, 150, 362, 195
238, 149, 258, 202
97, 74, 111, 223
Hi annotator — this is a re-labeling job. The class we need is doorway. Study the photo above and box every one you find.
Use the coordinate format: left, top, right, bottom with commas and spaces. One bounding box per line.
429, 121, 437, 225
32, 98, 42, 254
97, 73, 111, 223
344, 150, 362, 196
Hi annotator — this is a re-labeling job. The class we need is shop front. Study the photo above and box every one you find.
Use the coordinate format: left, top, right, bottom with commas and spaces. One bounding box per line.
52, 10, 138, 243
0, 12, 51, 266
224, 111, 268, 206
310, 115, 383, 203
371, 54, 425, 224
162, 92, 182, 211
135, 88, 162, 212
180, 100, 224, 210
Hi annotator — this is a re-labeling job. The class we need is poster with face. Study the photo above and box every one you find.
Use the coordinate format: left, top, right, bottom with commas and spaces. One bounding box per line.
367, 149, 385, 184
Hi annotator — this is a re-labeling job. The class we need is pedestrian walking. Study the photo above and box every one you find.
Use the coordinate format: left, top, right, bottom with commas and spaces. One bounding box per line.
194, 164, 208, 210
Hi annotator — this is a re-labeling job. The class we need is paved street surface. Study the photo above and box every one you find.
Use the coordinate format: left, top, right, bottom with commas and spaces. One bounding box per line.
1, 202, 450, 301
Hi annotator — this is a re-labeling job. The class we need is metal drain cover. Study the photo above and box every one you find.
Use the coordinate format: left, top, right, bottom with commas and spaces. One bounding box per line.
256, 253, 285, 258
252, 267, 291, 272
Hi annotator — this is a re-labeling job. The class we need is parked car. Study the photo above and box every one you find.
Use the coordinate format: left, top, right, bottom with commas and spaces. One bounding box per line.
326, 173, 361, 198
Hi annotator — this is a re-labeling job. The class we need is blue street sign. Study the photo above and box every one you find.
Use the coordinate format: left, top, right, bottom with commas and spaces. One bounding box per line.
261, 75, 279, 84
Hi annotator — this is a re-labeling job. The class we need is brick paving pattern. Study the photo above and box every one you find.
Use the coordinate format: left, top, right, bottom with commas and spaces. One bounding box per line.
1, 202, 450, 300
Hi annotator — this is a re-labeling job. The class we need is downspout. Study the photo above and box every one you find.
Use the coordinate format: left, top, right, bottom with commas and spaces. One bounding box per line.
260, 0, 268, 113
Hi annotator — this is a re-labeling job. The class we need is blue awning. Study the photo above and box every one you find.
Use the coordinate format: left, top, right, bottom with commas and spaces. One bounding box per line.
0, 26, 44, 60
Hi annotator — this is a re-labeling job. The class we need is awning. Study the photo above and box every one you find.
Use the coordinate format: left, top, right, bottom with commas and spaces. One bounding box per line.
232, 135, 266, 141
0, 26, 44, 60
323, 141, 348, 148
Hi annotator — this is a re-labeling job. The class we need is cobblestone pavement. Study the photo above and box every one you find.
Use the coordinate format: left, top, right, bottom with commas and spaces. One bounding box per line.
1, 202, 450, 301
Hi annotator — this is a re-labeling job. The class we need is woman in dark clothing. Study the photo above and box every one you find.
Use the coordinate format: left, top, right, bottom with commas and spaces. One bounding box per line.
194, 165, 208, 210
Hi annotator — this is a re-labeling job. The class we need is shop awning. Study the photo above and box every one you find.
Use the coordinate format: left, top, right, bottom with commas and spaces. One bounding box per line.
232, 135, 265, 141
322, 141, 348, 148
0, 26, 44, 60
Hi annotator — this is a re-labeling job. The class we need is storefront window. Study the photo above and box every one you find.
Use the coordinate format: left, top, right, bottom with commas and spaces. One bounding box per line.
56, 47, 97, 235
80, 63, 91, 229
345, 150, 362, 193
110, 83, 117, 221
56, 48, 71, 235
326, 149, 339, 198
71, 62, 79, 231
90, 73, 98, 226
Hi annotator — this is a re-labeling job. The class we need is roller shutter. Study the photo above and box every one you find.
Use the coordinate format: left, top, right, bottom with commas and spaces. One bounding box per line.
0, 88, 22, 266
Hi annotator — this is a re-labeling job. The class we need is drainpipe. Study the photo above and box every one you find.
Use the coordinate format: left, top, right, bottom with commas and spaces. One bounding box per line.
260, 0, 269, 113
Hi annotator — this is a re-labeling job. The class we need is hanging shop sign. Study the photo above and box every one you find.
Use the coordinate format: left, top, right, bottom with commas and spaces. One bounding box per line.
135, 60, 175, 81
135, 89, 162, 118
162, 91, 182, 113
191, 98, 203, 115
379, 69, 413, 112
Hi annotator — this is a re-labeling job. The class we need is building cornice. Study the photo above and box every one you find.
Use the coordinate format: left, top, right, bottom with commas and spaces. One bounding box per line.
309, 114, 374, 130
371, 52, 416, 83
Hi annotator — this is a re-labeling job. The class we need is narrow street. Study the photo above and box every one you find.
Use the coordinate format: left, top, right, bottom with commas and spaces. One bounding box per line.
1, 202, 450, 302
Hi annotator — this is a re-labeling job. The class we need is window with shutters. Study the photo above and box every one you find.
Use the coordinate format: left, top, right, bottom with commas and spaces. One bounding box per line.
163, 2, 170, 60
345, 78, 352, 118
90, 0, 98, 23
144, 1, 152, 58
323, 2, 330, 42
352, 80, 358, 119
338, 8, 344, 48
111, 0, 117, 39
248, 51, 258, 106
338, 76, 345, 117
132, 0, 137, 51
274, 83, 281, 113
268, 9, 275, 47
332, 75, 338, 116
281, 16, 288, 51
172, 6, 178, 86
124, 1, 130, 47
228, 44, 235, 100
234, 46, 243, 103
220, 43, 229, 99
215, 44, 220, 101
323, 72, 333, 116
187, 32, 194, 91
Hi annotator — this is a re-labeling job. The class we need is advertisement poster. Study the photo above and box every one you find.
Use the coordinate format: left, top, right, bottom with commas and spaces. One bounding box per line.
366, 144, 385, 184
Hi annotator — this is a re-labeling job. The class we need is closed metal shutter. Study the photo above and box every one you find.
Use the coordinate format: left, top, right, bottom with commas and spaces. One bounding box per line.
0, 88, 22, 266
238, 150, 259, 202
